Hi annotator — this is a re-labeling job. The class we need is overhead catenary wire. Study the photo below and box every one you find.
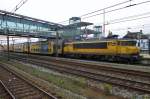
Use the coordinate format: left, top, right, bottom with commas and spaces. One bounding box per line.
79, 0, 150, 32
108, 23, 150, 31
100, 11, 150, 25
108, 15, 150, 25
58, 0, 132, 23
59, 0, 150, 24
109, 12, 150, 23
82, 6, 128, 19
11, 0, 28, 13
80, 0, 132, 17
82, 0, 150, 19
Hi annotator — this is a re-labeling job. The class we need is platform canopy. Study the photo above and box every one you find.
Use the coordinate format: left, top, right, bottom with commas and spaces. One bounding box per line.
61, 22, 93, 29
0, 10, 63, 38
59, 22, 93, 39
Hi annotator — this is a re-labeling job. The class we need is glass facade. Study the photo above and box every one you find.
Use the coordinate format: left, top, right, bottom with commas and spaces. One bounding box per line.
0, 14, 57, 37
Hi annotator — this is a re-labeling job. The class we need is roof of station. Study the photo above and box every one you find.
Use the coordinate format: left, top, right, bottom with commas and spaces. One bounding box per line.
0, 10, 63, 28
61, 22, 93, 29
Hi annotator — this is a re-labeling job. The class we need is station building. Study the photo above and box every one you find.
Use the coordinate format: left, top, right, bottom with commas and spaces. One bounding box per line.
123, 30, 150, 54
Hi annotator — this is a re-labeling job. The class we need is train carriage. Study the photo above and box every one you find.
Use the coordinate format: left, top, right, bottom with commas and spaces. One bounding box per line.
40, 41, 49, 54
29, 41, 55, 55
23, 42, 29, 53
30, 42, 40, 54
9, 44, 14, 52
14, 43, 24, 53
41, 41, 54, 55
47, 41, 55, 55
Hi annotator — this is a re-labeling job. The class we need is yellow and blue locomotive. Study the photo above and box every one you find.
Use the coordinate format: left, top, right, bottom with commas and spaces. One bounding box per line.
63, 39, 140, 61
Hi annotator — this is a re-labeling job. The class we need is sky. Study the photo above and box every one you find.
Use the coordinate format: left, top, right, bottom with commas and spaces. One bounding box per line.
0, 0, 150, 41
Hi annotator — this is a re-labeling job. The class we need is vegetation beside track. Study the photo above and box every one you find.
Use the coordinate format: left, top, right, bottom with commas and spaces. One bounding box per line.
0, 59, 86, 99
0, 58, 123, 99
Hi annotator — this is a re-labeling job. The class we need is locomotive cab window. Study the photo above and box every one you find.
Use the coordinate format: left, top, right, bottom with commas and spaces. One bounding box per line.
108, 42, 116, 46
112, 42, 116, 46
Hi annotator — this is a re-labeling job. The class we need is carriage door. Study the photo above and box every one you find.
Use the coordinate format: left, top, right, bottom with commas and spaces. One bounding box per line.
116, 41, 121, 55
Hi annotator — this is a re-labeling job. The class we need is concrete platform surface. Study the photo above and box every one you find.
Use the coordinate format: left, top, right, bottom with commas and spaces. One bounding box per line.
140, 54, 150, 59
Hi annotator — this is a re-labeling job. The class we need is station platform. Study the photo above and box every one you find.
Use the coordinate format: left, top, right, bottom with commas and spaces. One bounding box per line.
140, 54, 150, 65
140, 54, 150, 59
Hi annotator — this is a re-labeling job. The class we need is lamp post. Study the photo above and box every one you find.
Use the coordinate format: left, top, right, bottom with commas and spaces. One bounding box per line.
55, 28, 59, 57
6, 29, 10, 61
102, 9, 105, 38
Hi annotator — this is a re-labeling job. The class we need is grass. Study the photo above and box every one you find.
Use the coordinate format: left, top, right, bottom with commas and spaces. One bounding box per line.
0, 58, 124, 99
4, 60, 87, 94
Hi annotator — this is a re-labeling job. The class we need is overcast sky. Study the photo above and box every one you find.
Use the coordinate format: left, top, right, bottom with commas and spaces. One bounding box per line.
0, 0, 150, 38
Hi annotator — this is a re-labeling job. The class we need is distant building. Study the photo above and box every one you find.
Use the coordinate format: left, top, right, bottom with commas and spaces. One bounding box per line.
123, 30, 150, 53
123, 30, 148, 39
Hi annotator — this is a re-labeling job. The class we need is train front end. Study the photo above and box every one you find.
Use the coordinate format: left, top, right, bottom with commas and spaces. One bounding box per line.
117, 40, 140, 61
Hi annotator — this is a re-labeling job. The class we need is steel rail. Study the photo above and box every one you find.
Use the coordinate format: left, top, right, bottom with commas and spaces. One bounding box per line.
0, 63, 58, 99
10, 52, 150, 78
6, 53, 150, 94
0, 80, 15, 99
24, 58, 150, 94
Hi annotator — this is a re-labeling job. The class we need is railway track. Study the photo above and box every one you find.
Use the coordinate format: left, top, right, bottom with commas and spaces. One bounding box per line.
0, 80, 14, 99
9, 53, 150, 81
23, 58, 150, 94
0, 64, 58, 99
4, 53, 150, 94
